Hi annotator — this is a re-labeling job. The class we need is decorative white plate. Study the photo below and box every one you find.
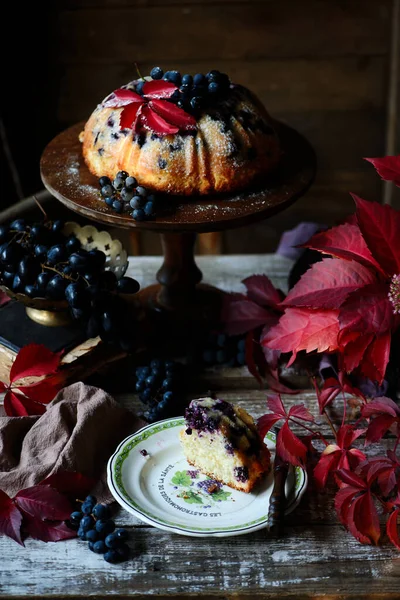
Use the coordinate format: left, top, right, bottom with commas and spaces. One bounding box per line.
107, 417, 307, 537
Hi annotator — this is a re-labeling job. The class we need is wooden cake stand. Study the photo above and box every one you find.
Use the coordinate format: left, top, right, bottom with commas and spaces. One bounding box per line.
40, 121, 316, 333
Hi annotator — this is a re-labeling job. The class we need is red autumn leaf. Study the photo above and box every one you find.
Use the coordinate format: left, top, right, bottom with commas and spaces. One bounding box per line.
150, 99, 197, 130
348, 491, 380, 545
0, 381, 7, 392
352, 194, 400, 275
23, 515, 77, 543
143, 79, 178, 99
362, 396, 400, 443
39, 472, 96, 501
120, 102, 143, 130
15, 485, 71, 521
358, 452, 400, 496
16, 376, 62, 405
276, 421, 307, 466
314, 425, 366, 488
339, 284, 393, 335
315, 372, 364, 414
364, 155, 400, 187
303, 223, 383, 274
140, 103, 179, 135
264, 370, 300, 395
9, 344, 62, 384
267, 393, 286, 417
0, 289, 10, 307
245, 330, 263, 386
387, 509, 400, 549
257, 413, 282, 440
288, 404, 314, 422
4, 390, 46, 417
0, 489, 23, 546
282, 258, 376, 309
263, 307, 340, 366
222, 293, 277, 336
103, 88, 143, 107
359, 332, 391, 384
242, 275, 283, 310
341, 333, 374, 372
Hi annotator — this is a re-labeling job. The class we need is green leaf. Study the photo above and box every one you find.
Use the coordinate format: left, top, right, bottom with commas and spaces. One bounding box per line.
171, 471, 192, 486
212, 489, 232, 501
178, 490, 204, 504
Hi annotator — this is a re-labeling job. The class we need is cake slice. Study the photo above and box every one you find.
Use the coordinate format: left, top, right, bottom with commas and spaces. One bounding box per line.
179, 397, 270, 493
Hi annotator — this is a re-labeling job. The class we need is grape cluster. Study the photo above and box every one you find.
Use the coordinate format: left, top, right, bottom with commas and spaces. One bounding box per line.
98, 171, 158, 222
68, 495, 130, 564
0, 218, 140, 350
135, 359, 185, 423
199, 332, 246, 367
146, 67, 231, 115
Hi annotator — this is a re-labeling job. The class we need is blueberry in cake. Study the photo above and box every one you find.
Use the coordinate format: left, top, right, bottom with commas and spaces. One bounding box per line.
80, 67, 281, 195
180, 397, 270, 492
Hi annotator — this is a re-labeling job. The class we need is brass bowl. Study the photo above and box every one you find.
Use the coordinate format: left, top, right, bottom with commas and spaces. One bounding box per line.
2, 222, 129, 327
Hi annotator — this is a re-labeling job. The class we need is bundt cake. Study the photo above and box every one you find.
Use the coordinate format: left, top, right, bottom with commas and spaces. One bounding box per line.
179, 397, 270, 493
80, 67, 281, 196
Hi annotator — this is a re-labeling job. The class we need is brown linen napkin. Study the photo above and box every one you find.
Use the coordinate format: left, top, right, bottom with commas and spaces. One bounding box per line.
0, 382, 143, 502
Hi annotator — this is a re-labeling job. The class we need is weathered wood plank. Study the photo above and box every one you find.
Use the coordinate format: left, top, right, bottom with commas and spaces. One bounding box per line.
58, 58, 386, 124
1, 525, 399, 598
57, 2, 391, 65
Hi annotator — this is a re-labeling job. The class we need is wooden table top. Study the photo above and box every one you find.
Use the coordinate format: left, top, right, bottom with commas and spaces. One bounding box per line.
1, 254, 399, 600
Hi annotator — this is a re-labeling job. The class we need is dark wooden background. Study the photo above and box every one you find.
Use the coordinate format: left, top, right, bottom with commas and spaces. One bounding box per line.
2, 0, 400, 254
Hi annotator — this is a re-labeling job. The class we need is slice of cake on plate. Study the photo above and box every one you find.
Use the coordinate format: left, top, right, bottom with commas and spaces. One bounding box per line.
179, 397, 270, 492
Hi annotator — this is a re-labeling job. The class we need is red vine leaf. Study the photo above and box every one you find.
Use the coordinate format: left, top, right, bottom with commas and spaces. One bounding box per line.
15, 485, 71, 521
282, 258, 376, 309
23, 516, 77, 543
359, 332, 391, 384
4, 390, 46, 417
103, 88, 143, 107
314, 425, 366, 488
142, 79, 178, 99
120, 102, 143, 130
262, 307, 340, 366
303, 223, 383, 273
140, 104, 179, 135
361, 396, 400, 443
276, 421, 307, 466
339, 284, 393, 336
242, 275, 283, 310
364, 155, 400, 188
0, 489, 23, 546
9, 344, 62, 384
352, 194, 400, 275
222, 293, 277, 336
149, 99, 197, 130
387, 509, 400, 550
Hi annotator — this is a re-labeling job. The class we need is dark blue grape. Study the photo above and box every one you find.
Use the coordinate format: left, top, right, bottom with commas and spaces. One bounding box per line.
237, 338, 246, 352
88, 541, 95, 552
206, 69, 221, 82
47, 244, 66, 266
129, 196, 144, 210
140, 388, 153, 404
99, 270, 117, 291
1, 243, 23, 268
10, 219, 26, 232
237, 351, 246, 365
136, 186, 147, 197
136, 366, 150, 379
136, 80, 145, 95
190, 96, 203, 111
69, 251, 89, 272
193, 73, 206, 86
132, 208, 146, 221
115, 528, 129, 541
93, 504, 111, 520
162, 378, 174, 391
34, 244, 48, 260
80, 515, 95, 531
150, 66, 163, 80
135, 379, 146, 392
150, 359, 163, 370
163, 391, 174, 403
24, 284, 37, 297
125, 176, 137, 189
86, 529, 99, 542
116, 277, 140, 294
70, 511, 83, 524
85, 494, 97, 505
2, 271, 14, 286
52, 220, 64, 233
88, 249, 106, 271
36, 272, 51, 290
101, 184, 114, 198
30, 223, 46, 242
105, 533, 120, 549
144, 201, 155, 217
65, 282, 86, 308
164, 70, 181, 86
81, 501, 94, 515
216, 349, 228, 364
145, 374, 158, 388
93, 540, 107, 554
117, 171, 129, 180
86, 315, 100, 338
99, 176, 111, 187
0, 225, 9, 243
104, 549, 120, 563
157, 399, 168, 413
78, 528, 87, 541
12, 273, 24, 293
208, 81, 220, 95
181, 74, 193, 86
112, 200, 123, 213
46, 275, 67, 300
65, 234, 81, 253
120, 187, 134, 203
18, 255, 39, 282
95, 519, 115, 536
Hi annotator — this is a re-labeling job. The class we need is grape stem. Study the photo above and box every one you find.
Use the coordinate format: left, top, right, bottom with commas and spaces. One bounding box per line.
33, 195, 48, 220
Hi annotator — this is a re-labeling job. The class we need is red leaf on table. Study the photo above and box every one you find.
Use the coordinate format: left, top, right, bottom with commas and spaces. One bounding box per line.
257, 413, 282, 440
242, 275, 283, 310
15, 485, 71, 521
140, 104, 179, 135
149, 99, 197, 131
222, 293, 277, 336
9, 344, 62, 384
267, 393, 287, 417
387, 509, 400, 549
314, 449, 341, 488
0, 489, 23, 546
103, 88, 143, 107
4, 390, 46, 417
303, 223, 383, 273
348, 491, 380, 545
359, 453, 400, 496
143, 79, 178, 99
23, 516, 77, 543
336, 468, 367, 489
339, 284, 393, 335
342, 333, 374, 372
288, 404, 314, 422
282, 258, 376, 309
352, 194, 400, 275
263, 307, 340, 366
359, 332, 391, 384
39, 472, 96, 501
314, 426, 366, 488
16, 376, 62, 405
276, 421, 307, 466
120, 102, 143, 130
315, 373, 364, 414
364, 155, 400, 187
362, 396, 400, 443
